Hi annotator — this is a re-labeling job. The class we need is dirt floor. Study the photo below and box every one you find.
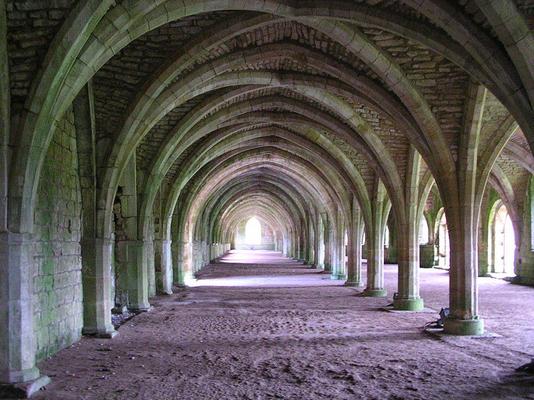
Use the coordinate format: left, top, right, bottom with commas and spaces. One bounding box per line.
33, 251, 534, 400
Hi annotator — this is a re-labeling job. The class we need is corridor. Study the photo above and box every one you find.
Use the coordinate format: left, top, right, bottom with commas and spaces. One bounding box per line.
33, 251, 534, 400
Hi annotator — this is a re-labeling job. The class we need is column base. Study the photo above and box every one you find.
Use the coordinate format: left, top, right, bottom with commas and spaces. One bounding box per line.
444, 317, 484, 335
82, 327, 118, 339
330, 274, 347, 280
174, 284, 187, 289
128, 305, 152, 313
363, 288, 387, 297
0, 374, 51, 398
512, 275, 534, 286
393, 297, 424, 311
344, 280, 364, 287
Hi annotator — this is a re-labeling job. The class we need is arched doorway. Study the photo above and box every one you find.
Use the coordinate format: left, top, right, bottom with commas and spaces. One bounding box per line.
491, 204, 516, 276
419, 216, 429, 245
245, 217, 262, 248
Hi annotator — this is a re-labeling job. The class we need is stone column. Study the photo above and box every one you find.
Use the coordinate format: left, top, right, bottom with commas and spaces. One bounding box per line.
518, 177, 534, 284
394, 149, 424, 311
0, 0, 7, 234
306, 216, 314, 265
364, 181, 387, 297
323, 219, 332, 272
364, 225, 386, 296
156, 239, 173, 295
331, 211, 346, 280
73, 83, 117, 337
0, 232, 50, 395
173, 240, 193, 286
419, 244, 437, 268
145, 239, 156, 297
312, 214, 320, 268
81, 237, 116, 337
114, 156, 151, 312
171, 241, 185, 286
443, 83, 486, 335
127, 240, 150, 311
384, 223, 398, 264
346, 199, 364, 287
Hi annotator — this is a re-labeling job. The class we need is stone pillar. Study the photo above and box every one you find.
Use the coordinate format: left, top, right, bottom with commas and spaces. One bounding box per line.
346, 200, 364, 287
323, 219, 332, 272
312, 215, 320, 267
296, 233, 302, 260
331, 212, 346, 280
0, 0, 7, 234
155, 239, 173, 295
364, 225, 386, 296
419, 244, 437, 268
384, 223, 398, 264
364, 181, 387, 297
171, 241, 185, 286
443, 83, 486, 335
306, 217, 314, 264
127, 241, 150, 311
395, 226, 424, 310
73, 83, 117, 338
477, 194, 494, 277
0, 232, 50, 394
394, 149, 424, 311
173, 241, 193, 286
81, 238, 116, 337
145, 239, 156, 297
518, 177, 534, 284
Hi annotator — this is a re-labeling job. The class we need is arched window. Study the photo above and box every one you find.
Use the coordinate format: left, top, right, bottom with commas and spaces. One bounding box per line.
493, 204, 515, 275
245, 217, 262, 245
437, 212, 450, 270
384, 225, 389, 248
419, 216, 429, 245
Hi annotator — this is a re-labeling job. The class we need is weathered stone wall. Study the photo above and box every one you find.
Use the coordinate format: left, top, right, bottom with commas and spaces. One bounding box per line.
33, 105, 83, 360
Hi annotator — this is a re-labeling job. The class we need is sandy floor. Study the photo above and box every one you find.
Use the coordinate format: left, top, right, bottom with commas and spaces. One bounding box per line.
34, 251, 534, 400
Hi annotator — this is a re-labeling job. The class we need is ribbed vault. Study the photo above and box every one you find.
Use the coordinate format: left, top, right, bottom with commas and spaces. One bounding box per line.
2, 1, 534, 389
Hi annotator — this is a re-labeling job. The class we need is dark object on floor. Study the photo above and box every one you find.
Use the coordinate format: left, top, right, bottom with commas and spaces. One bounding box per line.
438, 308, 450, 327
424, 307, 449, 330
516, 359, 534, 374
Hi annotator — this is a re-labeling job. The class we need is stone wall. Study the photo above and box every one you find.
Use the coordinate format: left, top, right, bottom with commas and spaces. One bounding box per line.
33, 106, 83, 360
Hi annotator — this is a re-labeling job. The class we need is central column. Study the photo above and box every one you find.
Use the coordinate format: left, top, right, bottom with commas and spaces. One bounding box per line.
444, 82, 486, 335
154, 239, 173, 295
323, 218, 333, 272
394, 149, 424, 311
127, 240, 150, 311
363, 181, 387, 297
81, 237, 117, 337
331, 210, 346, 280
346, 199, 364, 287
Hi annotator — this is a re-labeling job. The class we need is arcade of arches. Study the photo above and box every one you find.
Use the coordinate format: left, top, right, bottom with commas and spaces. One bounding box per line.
1, 0, 534, 398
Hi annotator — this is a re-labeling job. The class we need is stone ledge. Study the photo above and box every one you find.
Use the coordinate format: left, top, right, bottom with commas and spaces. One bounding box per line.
362, 288, 387, 297
82, 327, 118, 339
424, 327, 501, 340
